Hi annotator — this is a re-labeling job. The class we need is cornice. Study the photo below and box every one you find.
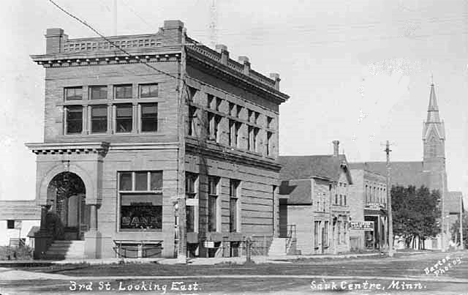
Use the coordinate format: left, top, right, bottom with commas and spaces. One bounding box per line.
185, 139, 281, 172
186, 49, 289, 104
26, 142, 110, 156
30, 50, 181, 68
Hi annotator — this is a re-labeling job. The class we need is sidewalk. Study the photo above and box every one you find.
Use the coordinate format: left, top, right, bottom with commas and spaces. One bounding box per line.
0, 251, 385, 268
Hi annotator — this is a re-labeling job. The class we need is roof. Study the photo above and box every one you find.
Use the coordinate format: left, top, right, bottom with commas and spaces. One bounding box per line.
0, 200, 41, 220
279, 179, 312, 205
279, 155, 352, 184
349, 161, 428, 188
446, 191, 464, 214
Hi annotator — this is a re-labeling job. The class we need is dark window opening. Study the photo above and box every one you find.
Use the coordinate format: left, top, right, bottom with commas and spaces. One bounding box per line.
66, 106, 83, 134
141, 103, 158, 132
116, 104, 133, 133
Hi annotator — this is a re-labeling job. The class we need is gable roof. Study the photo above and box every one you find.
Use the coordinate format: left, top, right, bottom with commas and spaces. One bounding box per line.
0, 200, 41, 220
349, 161, 428, 188
446, 191, 464, 214
279, 155, 352, 184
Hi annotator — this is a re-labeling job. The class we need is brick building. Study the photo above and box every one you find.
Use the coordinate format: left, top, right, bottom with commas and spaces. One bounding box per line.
348, 169, 388, 251
277, 141, 352, 255
27, 20, 289, 259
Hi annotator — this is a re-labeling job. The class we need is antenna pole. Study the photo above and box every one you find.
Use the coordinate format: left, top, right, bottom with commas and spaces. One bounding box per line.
113, 0, 117, 35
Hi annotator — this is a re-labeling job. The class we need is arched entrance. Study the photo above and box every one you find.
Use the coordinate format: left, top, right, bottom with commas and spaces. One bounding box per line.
47, 172, 90, 240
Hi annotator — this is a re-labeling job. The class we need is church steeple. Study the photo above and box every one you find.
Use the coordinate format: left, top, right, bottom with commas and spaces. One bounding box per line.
423, 82, 446, 173
426, 83, 441, 122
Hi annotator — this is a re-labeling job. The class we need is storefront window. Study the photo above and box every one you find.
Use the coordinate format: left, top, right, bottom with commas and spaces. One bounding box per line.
118, 171, 163, 231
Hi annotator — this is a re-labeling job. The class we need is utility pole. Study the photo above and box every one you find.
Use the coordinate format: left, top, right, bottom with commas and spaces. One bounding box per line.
177, 27, 187, 263
385, 140, 394, 257
460, 194, 464, 250
441, 171, 446, 252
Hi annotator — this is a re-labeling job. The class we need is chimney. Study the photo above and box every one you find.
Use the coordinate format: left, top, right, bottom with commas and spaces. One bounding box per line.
45, 28, 67, 54
215, 44, 229, 65
270, 73, 281, 91
332, 140, 340, 157
162, 20, 184, 45
238, 56, 250, 75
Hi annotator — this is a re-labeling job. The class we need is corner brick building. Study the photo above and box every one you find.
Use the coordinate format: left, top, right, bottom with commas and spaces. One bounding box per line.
27, 20, 289, 259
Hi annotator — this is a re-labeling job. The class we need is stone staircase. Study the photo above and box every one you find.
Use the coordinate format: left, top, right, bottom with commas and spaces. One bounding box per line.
45, 240, 85, 260
268, 238, 287, 256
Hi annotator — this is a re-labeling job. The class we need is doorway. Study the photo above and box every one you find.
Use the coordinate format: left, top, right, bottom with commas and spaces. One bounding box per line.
47, 172, 90, 240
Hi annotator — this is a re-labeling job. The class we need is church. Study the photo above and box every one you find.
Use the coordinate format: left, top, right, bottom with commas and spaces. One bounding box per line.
350, 83, 464, 250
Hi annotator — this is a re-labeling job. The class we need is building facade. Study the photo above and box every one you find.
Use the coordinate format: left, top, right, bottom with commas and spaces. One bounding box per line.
278, 141, 352, 255
27, 20, 289, 259
348, 169, 388, 251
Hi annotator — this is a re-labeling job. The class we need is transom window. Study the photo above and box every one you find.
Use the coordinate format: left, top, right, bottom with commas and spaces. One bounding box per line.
115, 85, 133, 99
118, 171, 163, 231
65, 87, 82, 101
89, 86, 107, 100
140, 84, 158, 98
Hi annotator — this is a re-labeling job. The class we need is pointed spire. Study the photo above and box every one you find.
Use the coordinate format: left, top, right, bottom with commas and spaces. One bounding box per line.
427, 83, 440, 122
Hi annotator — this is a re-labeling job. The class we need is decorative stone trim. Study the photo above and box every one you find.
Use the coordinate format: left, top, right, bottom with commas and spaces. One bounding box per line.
26, 142, 110, 157
31, 52, 181, 68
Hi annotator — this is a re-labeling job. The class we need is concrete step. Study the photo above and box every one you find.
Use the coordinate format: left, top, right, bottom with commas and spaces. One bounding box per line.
268, 238, 287, 256
45, 240, 85, 260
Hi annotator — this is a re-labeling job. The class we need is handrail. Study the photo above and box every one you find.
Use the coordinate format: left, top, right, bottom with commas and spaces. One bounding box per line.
285, 224, 296, 254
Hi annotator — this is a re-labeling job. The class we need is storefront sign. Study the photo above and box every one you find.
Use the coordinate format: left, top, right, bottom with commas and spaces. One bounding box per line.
350, 221, 374, 231
204, 241, 215, 248
366, 203, 384, 210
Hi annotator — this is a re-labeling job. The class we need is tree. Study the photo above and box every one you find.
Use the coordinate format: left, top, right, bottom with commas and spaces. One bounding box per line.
450, 214, 468, 248
391, 185, 441, 249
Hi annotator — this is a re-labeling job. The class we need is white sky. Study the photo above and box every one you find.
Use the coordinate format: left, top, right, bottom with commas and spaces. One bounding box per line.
0, 0, 467, 207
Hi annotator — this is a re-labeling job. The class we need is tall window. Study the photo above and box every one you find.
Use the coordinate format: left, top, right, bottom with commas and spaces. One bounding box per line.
314, 221, 320, 248
90, 105, 107, 133
266, 116, 273, 129
236, 105, 243, 119
248, 126, 254, 151
140, 103, 158, 132
115, 85, 133, 99
119, 171, 163, 231
324, 221, 329, 247
234, 122, 241, 148
116, 104, 133, 133
188, 106, 197, 136
208, 176, 219, 232
90, 86, 107, 100
229, 102, 236, 116
253, 127, 260, 152
186, 173, 198, 233
66, 106, 83, 134
65, 87, 82, 101
228, 120, 234, 146
338, 221, 342, 244
139, 84, 158, 98
229, 179, 240, 232
208, 113, 220, 141
266, 132, 273, 156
